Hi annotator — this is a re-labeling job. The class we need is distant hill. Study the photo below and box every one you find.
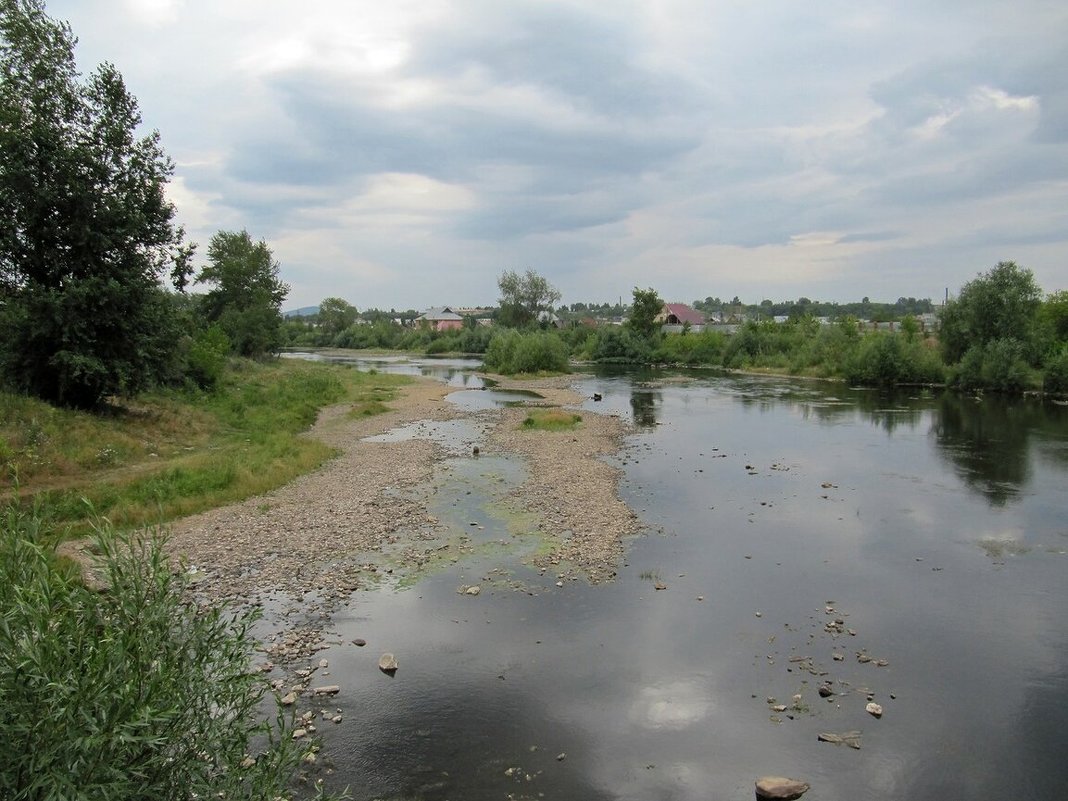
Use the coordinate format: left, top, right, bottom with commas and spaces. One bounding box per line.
283, 305, 319, 318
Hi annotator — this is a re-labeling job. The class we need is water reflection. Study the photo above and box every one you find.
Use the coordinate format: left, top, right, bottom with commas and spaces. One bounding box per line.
931, 395, 1038, 506
629, 389, 660, 428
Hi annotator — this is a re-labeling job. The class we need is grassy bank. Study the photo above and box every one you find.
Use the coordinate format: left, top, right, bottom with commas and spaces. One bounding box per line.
1, 358, 409, 537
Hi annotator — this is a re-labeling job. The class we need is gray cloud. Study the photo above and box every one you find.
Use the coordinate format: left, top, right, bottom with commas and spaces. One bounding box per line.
42, 0, 1068, 308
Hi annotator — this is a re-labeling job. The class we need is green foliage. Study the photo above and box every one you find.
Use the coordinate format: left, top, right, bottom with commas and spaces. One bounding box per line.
196, 231, 289, 358
585, 326, 653, 363
1042, 349, 1068, 394
844, 333, 945, 386
951, 338, 1035, 393
184, 324, 230, 390
627, 287, 663, 339
496, 268, 561, 328
0, 1, 193, 408
316, 297, 358, 340
0, 512, 326, 801
940, 261, 1043, 365
483, 330, 569, 374
653, 329, 727, 366
1039, 290, 1068, 347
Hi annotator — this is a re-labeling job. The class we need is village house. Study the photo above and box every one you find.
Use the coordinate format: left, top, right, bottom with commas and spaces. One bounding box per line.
656, 303, 707, 333
417, 307, 464, 331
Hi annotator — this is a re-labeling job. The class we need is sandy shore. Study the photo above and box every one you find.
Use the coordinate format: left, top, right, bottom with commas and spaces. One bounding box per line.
166, 372, 640, 603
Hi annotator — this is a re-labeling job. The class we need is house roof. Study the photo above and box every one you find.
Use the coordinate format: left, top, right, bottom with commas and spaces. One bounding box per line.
418, 306, 463, 321
662, 303, 706, 325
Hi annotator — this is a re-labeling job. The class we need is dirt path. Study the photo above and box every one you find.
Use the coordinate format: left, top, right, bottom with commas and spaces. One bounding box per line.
165, 372, 641, 603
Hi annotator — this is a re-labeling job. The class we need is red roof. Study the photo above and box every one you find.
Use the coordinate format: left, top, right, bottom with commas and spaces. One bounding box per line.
662, 303, 706, 325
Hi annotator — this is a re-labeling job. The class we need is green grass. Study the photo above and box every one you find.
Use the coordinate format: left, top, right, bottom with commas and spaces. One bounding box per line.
2, 359, 410, 536
520, 408, 583, 431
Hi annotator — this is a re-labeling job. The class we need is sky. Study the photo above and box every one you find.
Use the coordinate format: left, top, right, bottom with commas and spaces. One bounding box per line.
47, 0, 1068, 312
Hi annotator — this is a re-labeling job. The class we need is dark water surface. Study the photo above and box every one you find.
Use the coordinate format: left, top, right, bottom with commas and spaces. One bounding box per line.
299, 358, 1068, 800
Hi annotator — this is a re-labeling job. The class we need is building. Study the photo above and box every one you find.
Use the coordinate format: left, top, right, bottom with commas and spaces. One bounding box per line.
417, 307, 464, 331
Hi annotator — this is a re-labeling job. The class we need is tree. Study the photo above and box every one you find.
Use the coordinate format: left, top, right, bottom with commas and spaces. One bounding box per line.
317, 296, 357, 341
496, 268, 561, 328
0, 0, 193, 408
627, 287, 663, 339
196, 230, 288, 358
940, 261, 1043, 364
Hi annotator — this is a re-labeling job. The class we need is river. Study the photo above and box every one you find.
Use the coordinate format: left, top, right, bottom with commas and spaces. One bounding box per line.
289, 355, 1068, 801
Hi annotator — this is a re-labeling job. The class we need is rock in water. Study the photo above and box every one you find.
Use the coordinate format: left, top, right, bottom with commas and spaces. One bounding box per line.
755, 776, 810, 799
379, 653, 399, 673
866, 702, 884, 718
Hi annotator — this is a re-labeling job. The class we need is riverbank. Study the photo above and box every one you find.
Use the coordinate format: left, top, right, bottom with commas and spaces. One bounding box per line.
165, 371, 639, 603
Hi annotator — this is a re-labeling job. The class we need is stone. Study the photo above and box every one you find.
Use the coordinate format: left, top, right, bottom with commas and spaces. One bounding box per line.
292, 728, 307, 739
379, 653, 399, 673
352, 638, 367, 647
313, 685, 340, 695
818, 685, 834, 698
866, 702, 884, 718
755, 776, 810, 799
465, 585, 482, 595
280, 691, 297, 706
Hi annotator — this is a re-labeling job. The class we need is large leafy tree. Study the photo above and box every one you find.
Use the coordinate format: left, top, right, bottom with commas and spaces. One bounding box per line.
940, 261, 1043, 364
627, 286, 663, 339
316, 296, 357, 342
196, 230, 288, 358
496, 268, 561, 328
0, 0, 193, 408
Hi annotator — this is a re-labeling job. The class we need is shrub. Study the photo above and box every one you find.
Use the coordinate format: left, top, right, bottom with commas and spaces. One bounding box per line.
483, 330, 569, 374
1043, 349, 1068, 394
185, 324, 231, 390
0, 512, 328, 800
845, 333, 945, 386
587, 327, 653, 363
951, 338, 1033, 392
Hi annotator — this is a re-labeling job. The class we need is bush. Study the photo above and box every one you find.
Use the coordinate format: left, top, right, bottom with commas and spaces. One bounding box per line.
185, 325, 231, 390
484, 330, 569, 374
0, 512, 326, 801
587, 327, 653, 364
951, 337, 1033, 392
654, 330, 727, 366
1043, 349, 1068, 394
845, 333, 945, 386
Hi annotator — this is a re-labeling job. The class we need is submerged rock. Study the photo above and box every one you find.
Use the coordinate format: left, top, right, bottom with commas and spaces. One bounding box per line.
755, 776, 810, 799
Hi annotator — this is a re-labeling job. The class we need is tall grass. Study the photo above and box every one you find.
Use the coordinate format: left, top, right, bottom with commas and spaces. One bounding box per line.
0, 510, 336, 800
2, 359, 409, 533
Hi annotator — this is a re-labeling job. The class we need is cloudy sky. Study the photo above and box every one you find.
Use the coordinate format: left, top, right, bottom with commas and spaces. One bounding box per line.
49, 0, 1068, 311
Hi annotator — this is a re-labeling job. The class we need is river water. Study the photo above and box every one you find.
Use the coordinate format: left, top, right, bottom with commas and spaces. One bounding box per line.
289, 355, 1068, 801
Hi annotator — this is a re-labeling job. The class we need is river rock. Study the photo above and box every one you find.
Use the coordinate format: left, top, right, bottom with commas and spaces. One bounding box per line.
280, 691, 297, 706
465, 585, 481, 595
313, 685, 340, 695
352, 638, 366, 647
866, 702, 884, 718
755, 776, 810, 799
379, 653, 399, 673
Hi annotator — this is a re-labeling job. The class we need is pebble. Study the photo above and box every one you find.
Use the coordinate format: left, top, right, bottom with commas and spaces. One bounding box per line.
866, 702, 884, 718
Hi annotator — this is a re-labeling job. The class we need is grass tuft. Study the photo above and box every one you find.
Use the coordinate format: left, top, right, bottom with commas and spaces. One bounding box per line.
520, 408, 583, 431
